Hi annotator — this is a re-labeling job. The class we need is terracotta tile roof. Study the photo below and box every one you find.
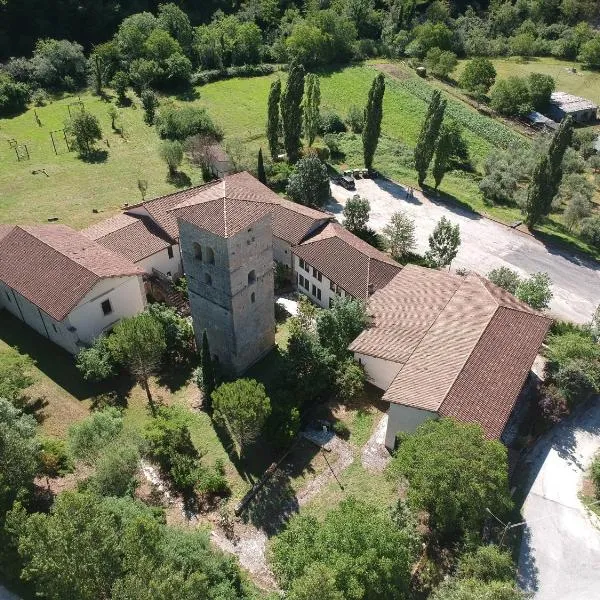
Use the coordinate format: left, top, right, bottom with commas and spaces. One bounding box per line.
127, 172, 329, 245
349, 265, 462, 362
0, 225, 15, 242
0, 225, 143, 321
82, 213, 174, 264
293, 222, 401, 300
172, 193, 274, 238
439, 307, 551, 439
349, 265, 551, 439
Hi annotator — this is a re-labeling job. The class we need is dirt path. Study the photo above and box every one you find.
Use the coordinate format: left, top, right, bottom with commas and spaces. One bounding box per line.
361, 413, 391, 473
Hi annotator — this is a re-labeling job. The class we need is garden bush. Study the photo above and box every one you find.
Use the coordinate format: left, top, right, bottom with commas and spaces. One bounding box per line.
538, 384, 569, 425
319, 111, 346, 134
155, 104, 221, 141
591, 454, 600, 498
580, 216, 600, 249
332, 420, 350, 439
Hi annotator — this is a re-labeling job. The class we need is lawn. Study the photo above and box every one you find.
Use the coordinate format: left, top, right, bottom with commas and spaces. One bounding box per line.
0, 91, 204, 229
456, 57, 600, 108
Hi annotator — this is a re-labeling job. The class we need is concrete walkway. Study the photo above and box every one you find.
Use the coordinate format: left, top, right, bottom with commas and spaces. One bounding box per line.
518, 401, 600, 600
329, 178, 600, 324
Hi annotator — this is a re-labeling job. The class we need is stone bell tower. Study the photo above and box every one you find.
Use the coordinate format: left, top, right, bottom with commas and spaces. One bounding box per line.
172, 182, 275, 375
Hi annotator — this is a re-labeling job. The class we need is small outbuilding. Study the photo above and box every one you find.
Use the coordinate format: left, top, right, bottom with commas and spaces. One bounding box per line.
547, 91, 597, 123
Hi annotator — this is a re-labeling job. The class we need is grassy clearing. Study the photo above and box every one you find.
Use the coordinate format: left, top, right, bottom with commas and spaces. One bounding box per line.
456, 57, 600, 107
0, 92, 203, 229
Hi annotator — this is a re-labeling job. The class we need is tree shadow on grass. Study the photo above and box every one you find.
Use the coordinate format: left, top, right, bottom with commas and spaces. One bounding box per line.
0, 310, 134, 404
80, 148, 109, 163
156, 357, 197, 393
167, 170, 192, 188
174, 87, 201, 102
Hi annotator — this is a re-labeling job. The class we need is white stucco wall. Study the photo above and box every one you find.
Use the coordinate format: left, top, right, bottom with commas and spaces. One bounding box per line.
292, 253, 351, 309
354, 352, 403, 391
136, 245, 182, 278
0, 275, 146, 354
67, 275, 146, 345
385, 403, 436, 449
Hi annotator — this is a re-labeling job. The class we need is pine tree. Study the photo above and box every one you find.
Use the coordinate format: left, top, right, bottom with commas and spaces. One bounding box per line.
362, 73, 386, 171
414, 90, 447, 187
201, 330, 216, 411
432, 124, 453, 190
267, 78, 282, 161
546, 116, 573, 211
281, 62, 305, 163
303, 73, 321, 147
524, 154, 552, 229
257, 148, 267, 184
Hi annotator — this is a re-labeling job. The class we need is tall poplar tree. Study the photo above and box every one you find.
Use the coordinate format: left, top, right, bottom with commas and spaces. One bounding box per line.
414, 90, 447, 187
524, 154, 552, 229
303, 73, 321, 147
362, 73, 385, 171
281, 62, 305, 163
546, 116, 573, 210
267, 78, 282, 160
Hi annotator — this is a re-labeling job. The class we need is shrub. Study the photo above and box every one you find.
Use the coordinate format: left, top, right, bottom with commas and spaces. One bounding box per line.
323, 133, 342, 156
487, 266, 521, 295
155, 104, 221, 141
38, 438, 73, 479
159, 139, 183, 175
86, 442, 140, 497
65, 111, 102, 157
0, 73, 29, 116
346, 105, 364, 133
332, 420, 350, 439
538, 384, 569, 424
196, 458, 229, 495
580, 216, 600, 249
554, 359, 600, 404
191, 64, 279, 86
76, 335, 117, 382
145, 303, 195, 363
286, 156, 331, 208
68, 407, 124, 464
457, 545, 515, 583
319, 111, 346, 134
30, 88, 49, 106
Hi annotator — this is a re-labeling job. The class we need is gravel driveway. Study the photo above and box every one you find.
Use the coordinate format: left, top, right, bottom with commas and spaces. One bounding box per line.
518, 401, 600, 600
329, 178, 600, 324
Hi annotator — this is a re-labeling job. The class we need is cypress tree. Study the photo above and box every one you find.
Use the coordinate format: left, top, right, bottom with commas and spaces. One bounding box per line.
546, 116, 573, 211
257, 148, 267, 184
201, 330, 216, 411
303, 73, 321, 147
362, 73, 386, 171
432, 124, 453, 190
525, 154, 552, 229
267, 78, 282, 161
281, 62, 305, 163
414, 90, 447, 187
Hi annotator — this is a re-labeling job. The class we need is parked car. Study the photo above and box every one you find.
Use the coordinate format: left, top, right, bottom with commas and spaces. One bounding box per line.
340, 175, 356, 190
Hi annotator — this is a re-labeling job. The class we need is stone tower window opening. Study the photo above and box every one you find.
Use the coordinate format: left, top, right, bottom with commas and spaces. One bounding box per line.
248, 270, 256, 285
205, 246, 215, 264
204, 273, 212, 286
193, 243, 202, 260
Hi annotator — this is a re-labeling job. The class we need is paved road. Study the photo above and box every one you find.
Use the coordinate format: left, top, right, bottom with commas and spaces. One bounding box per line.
329, 178, 600, 324
517, 402, 600, 600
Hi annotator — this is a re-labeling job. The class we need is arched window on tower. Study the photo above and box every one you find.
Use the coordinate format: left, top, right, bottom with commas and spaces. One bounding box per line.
204, 273, 212, 286
205, 247, 215, 265
248, 270, 256, 285
193, 243, 202, 260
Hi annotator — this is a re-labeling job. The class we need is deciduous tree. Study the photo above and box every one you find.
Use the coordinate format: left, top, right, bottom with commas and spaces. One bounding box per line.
212, 379, 271, 457
459, 58, 497, 99
286, 156, 330, 207
106, 313, 166, 413
382, 211, 417, 261
388, 418, 512, 540
343, 195, 370, 233
362, 73, 385, 170
271, 497, 416, 599
141, 89, 159, 125
516, 272, 553, 310
316, 297, 368, 360
65, 111, 102, 158
159, 140, 183, 176
425, 216, 460, 268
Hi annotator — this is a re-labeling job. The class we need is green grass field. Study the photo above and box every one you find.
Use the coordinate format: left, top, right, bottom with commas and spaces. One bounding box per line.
0, 92, 204, 229
456, 57, 600, 107
1, 62, 599, 255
